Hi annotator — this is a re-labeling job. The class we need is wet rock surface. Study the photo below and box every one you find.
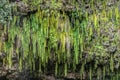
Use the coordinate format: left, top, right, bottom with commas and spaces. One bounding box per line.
0, 0, 120, 80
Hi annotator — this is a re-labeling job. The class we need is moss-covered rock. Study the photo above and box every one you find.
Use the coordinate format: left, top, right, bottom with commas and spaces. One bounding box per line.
0, 0, 11, 24
0, 0, 120, 80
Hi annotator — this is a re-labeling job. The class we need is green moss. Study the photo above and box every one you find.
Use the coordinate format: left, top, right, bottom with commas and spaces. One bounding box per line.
0, 0, 120, 79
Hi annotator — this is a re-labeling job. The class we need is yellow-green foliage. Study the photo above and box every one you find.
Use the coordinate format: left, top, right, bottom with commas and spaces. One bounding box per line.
1, 0, 120, 79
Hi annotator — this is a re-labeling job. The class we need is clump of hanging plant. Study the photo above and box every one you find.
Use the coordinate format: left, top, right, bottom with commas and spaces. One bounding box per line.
1, 0, 120, 80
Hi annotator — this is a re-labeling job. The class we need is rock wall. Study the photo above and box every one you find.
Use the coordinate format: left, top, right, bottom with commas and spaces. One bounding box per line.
0, 0, 120, 80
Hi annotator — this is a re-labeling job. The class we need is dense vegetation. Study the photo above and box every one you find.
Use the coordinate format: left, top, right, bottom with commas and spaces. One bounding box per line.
0, 0, 120, 79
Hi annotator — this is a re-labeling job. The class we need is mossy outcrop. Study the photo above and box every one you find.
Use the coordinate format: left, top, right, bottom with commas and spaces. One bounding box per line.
0, 0, 120, 80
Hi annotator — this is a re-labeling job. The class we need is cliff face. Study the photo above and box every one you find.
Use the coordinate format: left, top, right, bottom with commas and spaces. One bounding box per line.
0, 0, 120, 80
